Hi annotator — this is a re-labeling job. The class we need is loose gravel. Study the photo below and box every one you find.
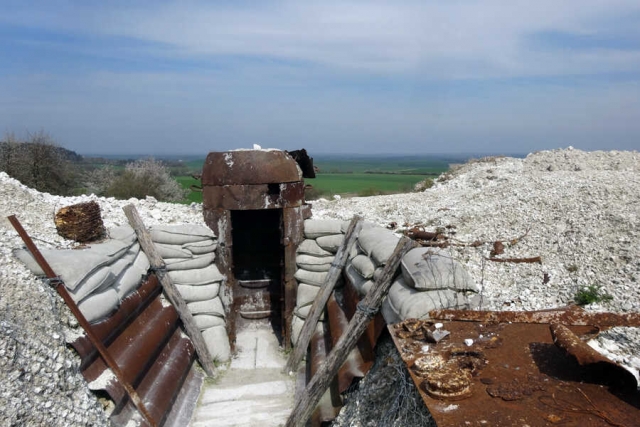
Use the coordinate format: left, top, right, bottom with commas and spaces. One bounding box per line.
0, 147, 638, 425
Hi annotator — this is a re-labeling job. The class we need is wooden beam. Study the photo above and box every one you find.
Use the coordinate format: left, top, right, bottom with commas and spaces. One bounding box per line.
285, 236, 416, 427
283, 216, 363, 375
7, 215, 158, 427
123, 205, 217, 377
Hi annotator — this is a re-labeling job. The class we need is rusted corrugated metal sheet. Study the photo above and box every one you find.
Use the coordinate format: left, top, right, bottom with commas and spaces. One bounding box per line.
71, 274, 203, 427
389, 318, 640, 426
202, 150, 302, 186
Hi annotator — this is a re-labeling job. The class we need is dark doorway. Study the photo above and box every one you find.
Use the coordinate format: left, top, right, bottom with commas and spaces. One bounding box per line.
230, 209, 284, 342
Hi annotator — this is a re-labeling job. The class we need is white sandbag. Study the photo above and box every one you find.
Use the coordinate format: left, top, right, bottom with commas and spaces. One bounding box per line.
297, 239, 332, 257
291, 314, 324, 346
115, 264, 146, 300
296, 254, 334, 272
295, 304, 325, 321
401, 247, 479, 292
14, 238, 135, 291
109, 225, 137, 245
193, 314, 226, 331
381, 297, 402, 324
78, 288, 119, 323
344, 264, 367, 296
387, 277, 466, 320
294, 269, 328, 287
133, 249, 150, 273
316, 234, 344, 253
373, 267, 384, 282
202, 325, 231, 362
149, 224, 215, 245
169, 264, 224, 286
69, 268, 117, 303
155, 243, 193, 259
176, 283, 221, 303
165, 253, 216, 271
183, 239, 217, 255
296, 283, 320, 308
351, 254, 375, 279
187, 297, 225, 317
356, 227, 400, 265
303, 219, 343, 239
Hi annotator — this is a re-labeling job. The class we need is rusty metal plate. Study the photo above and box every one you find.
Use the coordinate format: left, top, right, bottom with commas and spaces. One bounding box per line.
430, 306, 640, 328
202, 182, 305, 210
202, 150, 302, 186
389, 320, 640, 426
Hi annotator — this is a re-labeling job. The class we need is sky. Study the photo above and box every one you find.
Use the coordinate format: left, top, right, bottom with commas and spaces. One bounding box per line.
1, 1, 639, 155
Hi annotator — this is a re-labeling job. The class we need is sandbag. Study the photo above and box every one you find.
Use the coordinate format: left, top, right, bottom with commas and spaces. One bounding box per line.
108, 225, 137, 245
294, 269, 328, 287
296, 283, 320, 308
69, 268, 117, 303
351, 254, 375, 279
202, 326, 231, 362
149, 224, 215, 245
316, 234, 344, 253
343, 265, 374, 297
115, 264, 146, 300
165, 253, 216, 271
187, 297, 225, 317
381, 297, 402, 324
168, 264, 224, 286
296, 254, 334, 272
291, 314, 324, 346
401, 247, 479, 292
193, 314, 226, 331
176, 283, 221, 303
295, 304, 325, 321
297, 239, 332, 257
78, 288, 119, 323
14, 238, 135, 290
132, 249, 150, 273
387, 277, 468, 320
357, 227, 400, 265
303, 219, 343, 239
182, 239, 217, 255
155, 243, 193, 259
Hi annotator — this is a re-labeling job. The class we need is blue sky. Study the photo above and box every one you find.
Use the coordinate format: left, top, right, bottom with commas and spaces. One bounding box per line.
1, 1, 639, 155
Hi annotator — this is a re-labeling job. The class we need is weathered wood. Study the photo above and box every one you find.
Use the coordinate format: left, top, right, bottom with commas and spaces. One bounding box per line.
285, 236, 415, 427
8, 215, 158, 427
283, 216, 363, 374
123, 205, 217, 377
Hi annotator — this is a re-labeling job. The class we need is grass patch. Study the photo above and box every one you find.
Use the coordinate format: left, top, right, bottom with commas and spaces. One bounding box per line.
574, 284, 613, 306
176, 176, 203, 204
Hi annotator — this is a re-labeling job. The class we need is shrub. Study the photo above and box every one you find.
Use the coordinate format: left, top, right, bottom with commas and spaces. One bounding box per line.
574, 284, 613, 306
414, 178, 434, 192
0, 131, 78, 195
103, 158, 188, 202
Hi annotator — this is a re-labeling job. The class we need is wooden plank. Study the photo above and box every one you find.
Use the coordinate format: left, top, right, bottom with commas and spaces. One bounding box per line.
123, 205, 217, 377
284, 236, 416, 427
283, 216, 363, 374
7, 215, 159, 427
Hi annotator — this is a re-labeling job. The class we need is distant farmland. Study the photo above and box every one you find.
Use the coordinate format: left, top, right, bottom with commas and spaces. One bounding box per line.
175, 154, 453, 203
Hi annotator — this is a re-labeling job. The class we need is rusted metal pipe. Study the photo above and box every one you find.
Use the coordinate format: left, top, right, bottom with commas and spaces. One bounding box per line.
8, 215, 158, 427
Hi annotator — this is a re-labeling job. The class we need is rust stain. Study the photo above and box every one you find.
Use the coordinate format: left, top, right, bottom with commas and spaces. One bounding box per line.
389, 319, 640, 427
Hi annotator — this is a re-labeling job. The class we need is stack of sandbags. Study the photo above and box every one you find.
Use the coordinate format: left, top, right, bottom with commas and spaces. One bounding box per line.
292, 219, 351, 345
381, 247, 480, 323
14, 225, 148, 323
148, 224, 230, 362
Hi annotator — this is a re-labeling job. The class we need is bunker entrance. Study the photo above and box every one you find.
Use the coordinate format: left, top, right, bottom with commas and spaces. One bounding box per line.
231, 209, 284, 342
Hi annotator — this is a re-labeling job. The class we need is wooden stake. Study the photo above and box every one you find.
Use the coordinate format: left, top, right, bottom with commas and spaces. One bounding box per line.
123, 205, 217, 377
285, 236, 416, 427
283, 216, 363, 374
8, 215, 158, 427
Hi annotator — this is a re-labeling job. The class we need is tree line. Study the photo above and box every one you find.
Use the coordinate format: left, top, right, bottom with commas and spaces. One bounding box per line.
0, 132, 188, 202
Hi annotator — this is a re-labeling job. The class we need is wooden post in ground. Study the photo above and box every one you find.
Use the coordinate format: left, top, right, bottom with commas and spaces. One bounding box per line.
285, 236, 416, 427
283, 216, 363, 375
123, 205, 217, 377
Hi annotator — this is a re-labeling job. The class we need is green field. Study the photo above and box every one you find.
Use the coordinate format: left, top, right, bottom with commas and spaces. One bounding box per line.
175, 155, 453, 202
